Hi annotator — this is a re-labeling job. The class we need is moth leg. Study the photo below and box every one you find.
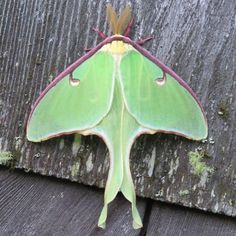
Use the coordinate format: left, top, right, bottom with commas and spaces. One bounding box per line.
92, 27, 107, 39
84, 47, 93, 52
135, 36, 154, 45
124, 18, 134, 37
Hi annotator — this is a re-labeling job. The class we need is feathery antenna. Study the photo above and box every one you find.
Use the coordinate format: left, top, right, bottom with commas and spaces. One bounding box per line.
106, 4, 132, 35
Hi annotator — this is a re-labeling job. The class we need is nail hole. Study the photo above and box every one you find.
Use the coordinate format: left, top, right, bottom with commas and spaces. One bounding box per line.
155, 71, 166, 86
69, 73, 80, 86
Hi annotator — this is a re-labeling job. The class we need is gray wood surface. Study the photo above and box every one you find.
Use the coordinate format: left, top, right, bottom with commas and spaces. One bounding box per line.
0, 168, 145, 236
1, 168, 236, 236
0, 0, 235, 222
146, 201, 236, 236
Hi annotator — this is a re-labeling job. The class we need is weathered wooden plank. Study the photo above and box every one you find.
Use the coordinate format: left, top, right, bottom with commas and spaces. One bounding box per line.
0, 0, 235, 219
0, 168, 145, 235
146, 202, 236, 236
1, 169, 236, 236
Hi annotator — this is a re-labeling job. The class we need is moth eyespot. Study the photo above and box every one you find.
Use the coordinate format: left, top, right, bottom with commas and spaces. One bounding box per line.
69, 73, 80, 86
155, 71, 166, 86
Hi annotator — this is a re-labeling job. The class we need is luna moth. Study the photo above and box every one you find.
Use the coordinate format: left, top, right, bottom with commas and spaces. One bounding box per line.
27, 5, 208, 229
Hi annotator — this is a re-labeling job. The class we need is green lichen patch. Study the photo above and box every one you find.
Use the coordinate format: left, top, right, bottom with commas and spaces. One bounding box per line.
72, 134, 82, 156
0, 151, 13, 165
71, 162, 80, 178
179, 189, 190, 197
217, 100, 229, 121
229, 199, 235, 206
188, 150, 214, 177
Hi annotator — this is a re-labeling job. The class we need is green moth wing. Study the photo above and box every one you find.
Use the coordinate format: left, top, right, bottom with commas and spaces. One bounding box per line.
120, 49, 207, 140
26, 4, 208, 230
27, 51, 114, 142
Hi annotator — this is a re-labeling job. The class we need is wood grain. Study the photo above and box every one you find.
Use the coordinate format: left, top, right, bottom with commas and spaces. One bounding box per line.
146, 202, 236, 236
0, 168, 235, 236
0, 168, 145, 235
0, 0, 235, 219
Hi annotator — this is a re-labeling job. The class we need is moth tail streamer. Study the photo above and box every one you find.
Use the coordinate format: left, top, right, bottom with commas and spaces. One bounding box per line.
97, 137, 143, 229
120, 141, 143, 229
96, 123, 145, 229
97, 137, 124, 229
